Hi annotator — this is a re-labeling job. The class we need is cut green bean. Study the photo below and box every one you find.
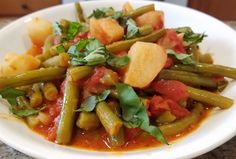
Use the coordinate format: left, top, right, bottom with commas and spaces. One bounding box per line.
157, 111, 176, 124
172, 63, 236, 79
17, 96, 30, 108
60, 19, 70, 34
160, 103, 203, 136
108, 102, 124, 147
30, 84, 43, 108
76, 112, 100, 130
187, 86, 233, 109
0, 67, 66, 89
106, 28, 166, 53
109, 127, 125, 147
42, 82, 58, 101
30, 90, 43, 108
69, 66, 93, 82
127, 4, 155, 18
56, 72, 79, 144
42, 53, 70, 67
75, 2, 86, 22
139, 25, 153, 36
159, 69, 217, 88
96, 102, 123, 136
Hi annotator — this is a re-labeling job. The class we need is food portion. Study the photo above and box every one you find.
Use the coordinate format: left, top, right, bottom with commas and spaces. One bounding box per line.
0, 2, 235, 151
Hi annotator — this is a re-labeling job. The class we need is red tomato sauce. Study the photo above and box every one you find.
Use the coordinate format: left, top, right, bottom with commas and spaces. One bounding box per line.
32, 103, 211, 151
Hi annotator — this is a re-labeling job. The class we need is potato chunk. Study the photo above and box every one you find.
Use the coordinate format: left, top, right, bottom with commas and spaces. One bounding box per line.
135, 11, 164, 30
27, 17, 52, 47
1, 52, 41, 76
90, 18, 124, 44
124, 42, 167, 88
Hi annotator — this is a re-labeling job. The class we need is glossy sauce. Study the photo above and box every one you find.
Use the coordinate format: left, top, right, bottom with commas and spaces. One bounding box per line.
33, 103, 211, 151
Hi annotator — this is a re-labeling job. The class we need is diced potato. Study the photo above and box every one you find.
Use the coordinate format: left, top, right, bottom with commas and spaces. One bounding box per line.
25, 45, 42, 56
27, 17, 52, 47
26, 115, 40, 128
135, 11, 164, 30
1, 52, 41, 76
124, 42, 167, 88
122, 1, 134, 14
90, 18, 124, 45
37, 112, 52, 126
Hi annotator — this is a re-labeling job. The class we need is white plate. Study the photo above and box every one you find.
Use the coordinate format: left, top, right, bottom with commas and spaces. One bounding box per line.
0, 0, 236, 159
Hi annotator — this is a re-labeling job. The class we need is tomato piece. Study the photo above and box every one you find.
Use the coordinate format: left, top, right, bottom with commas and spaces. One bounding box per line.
158, 29, 185, 53
152, 80, 189, 101
73, 32, 89, 43
53, 35, 60, 45
125, 128, 142, 141
164, 57, 174, 68
212, 75, 225, 82
83, 67, 119, 98
166, 99, 190, 119
149, 95, 169, 116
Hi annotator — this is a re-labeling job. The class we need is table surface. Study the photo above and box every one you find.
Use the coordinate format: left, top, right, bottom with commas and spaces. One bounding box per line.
0, 17, 236, 159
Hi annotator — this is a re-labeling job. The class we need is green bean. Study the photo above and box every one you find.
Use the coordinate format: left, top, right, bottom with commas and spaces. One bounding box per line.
187, 86, 233, 109
160, 103, 203, 136
30, 84, 43, 108
139, 25, 153, 36
69, 66, 93, 82
16, 96, 30, 108
108, 102, 124, 147
109, 127, 125, 147
0, 67, 66, 89
106, 28, 166, 53
159, 69, 217, 88
60, 19, 70, 34
172, 63, 236, 79
108, 101, 121, 117
76, 112, 100, 130
157, 111, 176, 124
56, 72, 79, 144
42, 82, 58, 101
127, 4, 155, 18
75, 2, 86, 22
30, 90, 43, 108
96, 102, 123, 135
42, 53, 70, 67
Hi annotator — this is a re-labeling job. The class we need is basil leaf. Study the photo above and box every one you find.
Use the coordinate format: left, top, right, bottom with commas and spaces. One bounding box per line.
97, 90, 111, 101
167, 49, 196, 65
68, 38, 129, 67
107, 55, 130, 68
66, 22, 89, 40
52, 22, 62, 36
56, 44, 65, 53
75, 90, 111, 112
12, 109, 40, 117
67, 22, 80, 39
88, 7, 115, 19
0, 87, 25, 106
175, 27, 207, 46
126, 19, 139, 39
112, 11, 123, 20
116, 83, 168, 144
84, 53, 107, 66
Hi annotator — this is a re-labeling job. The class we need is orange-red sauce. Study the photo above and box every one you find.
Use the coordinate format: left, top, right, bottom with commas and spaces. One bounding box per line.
32, 107, 211, 151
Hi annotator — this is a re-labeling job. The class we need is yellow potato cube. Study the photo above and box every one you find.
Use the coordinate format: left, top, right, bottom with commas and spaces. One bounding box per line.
90, 18, 124, 44
124, 42, 167, 88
